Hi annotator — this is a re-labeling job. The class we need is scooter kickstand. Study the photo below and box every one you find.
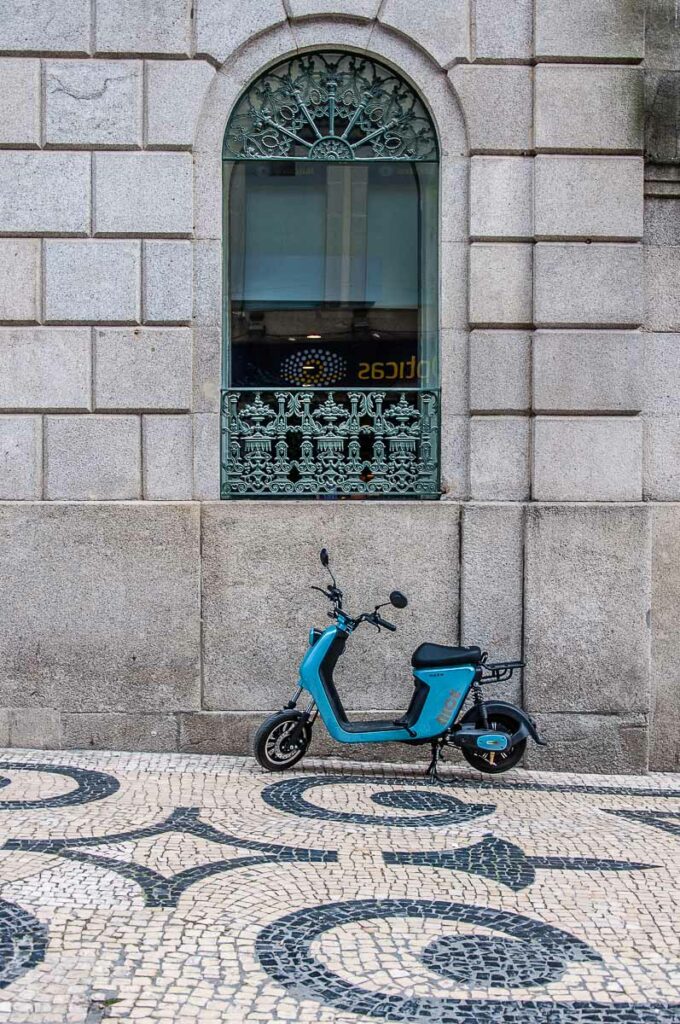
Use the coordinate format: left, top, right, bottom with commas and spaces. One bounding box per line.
426, 739, 445, 784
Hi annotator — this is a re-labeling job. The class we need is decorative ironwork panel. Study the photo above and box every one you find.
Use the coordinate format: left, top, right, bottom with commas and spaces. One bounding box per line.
221, 388, 440, 499
223, 51, 438, 162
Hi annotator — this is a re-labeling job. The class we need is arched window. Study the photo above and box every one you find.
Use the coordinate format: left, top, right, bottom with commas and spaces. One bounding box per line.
222, 51, 440, 499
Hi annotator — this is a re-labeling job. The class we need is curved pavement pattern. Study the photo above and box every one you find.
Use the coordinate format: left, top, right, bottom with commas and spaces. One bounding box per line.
0, 752, 676, 1022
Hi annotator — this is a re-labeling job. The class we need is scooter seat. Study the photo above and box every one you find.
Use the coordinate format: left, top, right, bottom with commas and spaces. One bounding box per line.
411, 643, 483, 669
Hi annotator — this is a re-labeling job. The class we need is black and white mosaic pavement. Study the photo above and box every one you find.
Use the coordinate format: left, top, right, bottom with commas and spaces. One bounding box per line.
0, 751, 676, 1022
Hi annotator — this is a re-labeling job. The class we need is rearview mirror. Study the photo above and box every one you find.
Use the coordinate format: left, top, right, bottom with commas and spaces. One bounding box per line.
320, 548, 329, 567
390, 590, 408, 609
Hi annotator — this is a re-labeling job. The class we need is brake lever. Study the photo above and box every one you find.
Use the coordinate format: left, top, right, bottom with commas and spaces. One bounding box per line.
310, 585, 331, 598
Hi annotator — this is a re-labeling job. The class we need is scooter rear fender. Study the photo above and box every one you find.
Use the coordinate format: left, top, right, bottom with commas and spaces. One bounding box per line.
459, 700, 546, 746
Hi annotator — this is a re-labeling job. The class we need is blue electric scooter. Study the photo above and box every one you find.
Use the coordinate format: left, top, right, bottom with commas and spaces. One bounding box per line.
254, 549, 545, 777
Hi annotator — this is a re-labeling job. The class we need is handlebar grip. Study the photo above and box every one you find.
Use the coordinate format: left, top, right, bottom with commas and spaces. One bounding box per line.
376, 615, 397, 632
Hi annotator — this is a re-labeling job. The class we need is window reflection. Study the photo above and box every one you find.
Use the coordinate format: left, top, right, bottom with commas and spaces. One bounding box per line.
227, 161, 438, 390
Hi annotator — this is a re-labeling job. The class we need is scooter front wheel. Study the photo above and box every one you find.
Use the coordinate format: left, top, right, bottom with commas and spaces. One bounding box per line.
254, 711, 311, 772
460, 712, 526, 774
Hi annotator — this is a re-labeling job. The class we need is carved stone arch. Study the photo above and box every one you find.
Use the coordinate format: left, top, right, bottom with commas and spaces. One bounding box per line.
192, 18, 469, 500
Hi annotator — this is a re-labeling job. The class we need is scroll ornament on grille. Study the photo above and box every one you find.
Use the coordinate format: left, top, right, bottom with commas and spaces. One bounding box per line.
223, 51, 438, 162
221, 389, 440, 497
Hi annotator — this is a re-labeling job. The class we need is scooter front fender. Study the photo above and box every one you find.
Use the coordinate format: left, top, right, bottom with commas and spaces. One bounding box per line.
460, 700, 547, 746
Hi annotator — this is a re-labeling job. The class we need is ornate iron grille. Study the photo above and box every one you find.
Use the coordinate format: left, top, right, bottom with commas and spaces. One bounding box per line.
223, 51, 438, 163
221, 388, 440, 499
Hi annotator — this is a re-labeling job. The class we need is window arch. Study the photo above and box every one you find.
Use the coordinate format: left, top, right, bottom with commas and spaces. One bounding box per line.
222, 51, 440, 499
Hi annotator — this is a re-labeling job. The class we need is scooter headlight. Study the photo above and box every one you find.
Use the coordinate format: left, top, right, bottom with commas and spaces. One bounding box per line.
309, 628, 323, 647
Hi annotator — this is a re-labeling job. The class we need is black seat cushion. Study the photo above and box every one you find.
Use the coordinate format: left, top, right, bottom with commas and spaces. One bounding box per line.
411, 643, 483, 669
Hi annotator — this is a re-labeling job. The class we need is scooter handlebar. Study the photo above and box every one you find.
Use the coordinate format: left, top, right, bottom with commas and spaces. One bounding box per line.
374, 614, 397, 632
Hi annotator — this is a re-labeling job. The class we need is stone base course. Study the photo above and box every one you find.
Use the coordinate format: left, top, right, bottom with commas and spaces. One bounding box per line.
0, 500, 672, 775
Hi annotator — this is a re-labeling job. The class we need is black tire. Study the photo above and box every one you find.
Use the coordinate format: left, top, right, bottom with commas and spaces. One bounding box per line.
254, 712, 311, 772
460, 712, 526, 774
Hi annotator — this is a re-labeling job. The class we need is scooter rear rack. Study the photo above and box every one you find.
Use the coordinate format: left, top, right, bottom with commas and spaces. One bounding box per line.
479, 659, 524, 685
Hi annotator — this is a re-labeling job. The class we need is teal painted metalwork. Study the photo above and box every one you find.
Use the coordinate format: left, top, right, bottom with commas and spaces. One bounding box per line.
221, 388, 440, 498
223, 51, 438, 163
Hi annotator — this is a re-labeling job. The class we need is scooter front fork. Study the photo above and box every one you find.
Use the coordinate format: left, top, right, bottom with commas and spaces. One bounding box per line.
284, 697, 317, 749
284, 687, 303, 710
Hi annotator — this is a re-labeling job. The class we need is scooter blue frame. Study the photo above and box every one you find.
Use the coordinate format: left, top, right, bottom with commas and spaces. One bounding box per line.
301, 617, 477, 744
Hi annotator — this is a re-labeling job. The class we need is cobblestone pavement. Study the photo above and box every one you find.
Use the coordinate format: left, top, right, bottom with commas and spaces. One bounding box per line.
0, 750, 677, 1022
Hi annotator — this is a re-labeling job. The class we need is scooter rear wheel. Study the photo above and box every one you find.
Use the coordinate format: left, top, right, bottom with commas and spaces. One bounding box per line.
460, 712, 526, 774
254, 711, 311, 772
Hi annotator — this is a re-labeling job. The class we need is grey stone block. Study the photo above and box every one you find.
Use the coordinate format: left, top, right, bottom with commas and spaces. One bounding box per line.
45, 415, 141, 500
646, 0, 680, 70
61, 713, 178, 752
533, 330, 642, 413
440, 331, 468, 423
469, 331, 531, 413
0, 153, 90, 236
0, 711, 10, 747
0, 239, 40, 322
524, 713, 648, 775
470, 157, 533, 240
44, 240, 140, 324
524, 503, 651, 715
440, 243, 468, 329
470, 416, 530, 501
179, 711, 259, 755
95, 0, 191, 55
469, 243, 533, 327
201, 502, 460, 713
143, 415, 193, 500
0, 416, 41, 499
0, 503, 200, 712
192, 413, 220, 500
0, 59, 40, 145
45, 60, 142, 147
192, 242, 222, 404
643, 333, 680, 414
645, 72, 680, 165
145, 60, 215, 148
94, 152, 192, 236
644, 415, 680, 499
473, 0, 532, 60
535, 66, 644, 152
0, 328, 91, 411
440, 159, 468, 243
289, 0, 379, 17
379, 0, 469, 67
448, 66, 533, 153
9, 710, 62, 750
461, 503, 524, 703
142, 241, 192, 324
645, 247, 680, 331
195, 0, 287, 64
533, 416, 642, 501
534, 243, 643, 328
94, 328, 192, 411
650, 504, 680, 772
535, 0, 644, 60
0, 0, 90, 53
534, 156, 643, 240
645, 199, 680, 247
440, 415, 468, 500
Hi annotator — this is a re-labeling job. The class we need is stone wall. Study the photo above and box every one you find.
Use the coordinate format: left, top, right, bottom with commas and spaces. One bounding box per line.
0, 0, 676, 773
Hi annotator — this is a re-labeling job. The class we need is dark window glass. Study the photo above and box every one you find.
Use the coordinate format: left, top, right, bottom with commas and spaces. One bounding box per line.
226, 160, 438, 390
